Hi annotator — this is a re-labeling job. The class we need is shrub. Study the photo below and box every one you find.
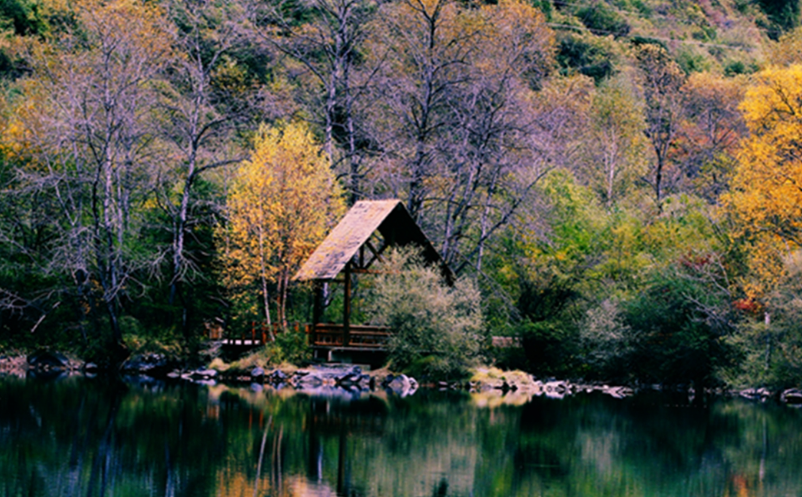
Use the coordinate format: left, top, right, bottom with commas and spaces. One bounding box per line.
575, 3, 631, 37
624, 263, 733, 388
267, 329, 311, 365
579, 298, 640, 381
367, 248, 484, 380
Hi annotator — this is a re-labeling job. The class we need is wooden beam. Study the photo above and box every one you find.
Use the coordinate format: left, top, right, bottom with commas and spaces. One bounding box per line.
343, 261, 351, 347
362, 240, 387, 270
351, 268, 398, 275
311, 280, 324, 346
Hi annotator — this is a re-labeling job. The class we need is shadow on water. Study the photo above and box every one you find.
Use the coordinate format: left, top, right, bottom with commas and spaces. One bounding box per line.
2, 376, 802, 496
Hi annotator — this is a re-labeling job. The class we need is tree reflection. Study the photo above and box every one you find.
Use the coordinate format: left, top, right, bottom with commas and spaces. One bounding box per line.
2, 377, 802, 496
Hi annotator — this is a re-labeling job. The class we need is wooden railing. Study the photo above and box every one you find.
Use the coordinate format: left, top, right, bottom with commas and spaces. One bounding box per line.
218, 322, 305, 346
309, 324, 391, 349
214, 321, 392, 350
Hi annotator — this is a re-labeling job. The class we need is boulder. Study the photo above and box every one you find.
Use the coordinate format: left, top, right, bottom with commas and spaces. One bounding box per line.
251, 367, 265, 379
384, 373, 414, 395
739, 388, 771, 401
543, 381, 569, 399
188, 368, 218, 380
603, 386, 634, 399
269, 369, 288, 383
121, 353, 173, 378
781, 389, 802, 404
293, 372, 324, 388
27, 350, 70, 371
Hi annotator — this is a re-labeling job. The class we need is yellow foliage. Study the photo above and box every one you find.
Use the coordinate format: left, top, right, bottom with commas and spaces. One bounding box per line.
219, 122, 345, 326
723, 64, 802, 299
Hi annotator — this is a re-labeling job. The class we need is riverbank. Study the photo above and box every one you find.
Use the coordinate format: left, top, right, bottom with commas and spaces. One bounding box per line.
4, 350, 802, 405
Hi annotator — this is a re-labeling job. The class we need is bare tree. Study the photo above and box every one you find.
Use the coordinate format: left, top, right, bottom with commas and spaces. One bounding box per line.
246, 0, 378, 202
158, 0, 257, 335
9, 0, 172, 347
634, 43, 685, 206
364, 0, 558, 272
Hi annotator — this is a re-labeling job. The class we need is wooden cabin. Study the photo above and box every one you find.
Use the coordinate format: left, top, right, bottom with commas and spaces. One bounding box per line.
294, 199, 452, 362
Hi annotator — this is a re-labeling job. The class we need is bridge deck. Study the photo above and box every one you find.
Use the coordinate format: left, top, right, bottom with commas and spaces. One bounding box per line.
215, 323, 392, 352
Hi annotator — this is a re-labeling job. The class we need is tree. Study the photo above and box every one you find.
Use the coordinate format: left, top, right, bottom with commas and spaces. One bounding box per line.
2, 0, 172, 349
722, 64, 802, 301
364, 0, 555, 270
218, 122, 344, 333
248, 0, 377, 202
675, 72, 745, 203
634, 43, 685, 205
158, 0, 253, 336
581, 73, 647, 206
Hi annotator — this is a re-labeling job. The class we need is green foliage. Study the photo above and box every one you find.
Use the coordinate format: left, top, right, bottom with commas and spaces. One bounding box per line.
579, 297, 639, 380
556, 32, 618, 83
755, 0, 799, 38
574, 2, 630, 37
367, 248, 484, 380
266, 330, 311, 365
675, 46, 713, 74
724, 252, 802, 388
0, 0, 45, 36
519, 319, 577, 377
624, 261, 733, 387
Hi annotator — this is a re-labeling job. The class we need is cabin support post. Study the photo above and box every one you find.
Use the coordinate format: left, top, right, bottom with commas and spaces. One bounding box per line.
311, 281, 325, 346
343, 261, 352, 347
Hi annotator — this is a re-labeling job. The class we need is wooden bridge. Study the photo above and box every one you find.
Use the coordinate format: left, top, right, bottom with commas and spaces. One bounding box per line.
214, 322, 392, 355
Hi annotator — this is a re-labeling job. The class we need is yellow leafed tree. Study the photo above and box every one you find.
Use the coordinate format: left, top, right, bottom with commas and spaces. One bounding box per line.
219, 122, 344, 334
723, 64, 802, 300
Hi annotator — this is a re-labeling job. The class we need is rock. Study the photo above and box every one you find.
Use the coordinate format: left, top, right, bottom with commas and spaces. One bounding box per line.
781, 389, 802, 404
336, 370, 364, 389
251, 367, 265, 379
293, 372, 324, 388
84, 362, 98, 371
543, 381, 569, 399
189, 368, 218, 380
604, 386, 634, 399
27, 350, 70, 371
121, 353, 172, 377
384, 374, 413, 395
250, 383, 263, 392
739, 388, 771, 401
269, 369, 288, 383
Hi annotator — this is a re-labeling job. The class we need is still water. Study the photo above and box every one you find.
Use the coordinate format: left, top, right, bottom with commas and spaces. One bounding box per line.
1, 375, 802, 497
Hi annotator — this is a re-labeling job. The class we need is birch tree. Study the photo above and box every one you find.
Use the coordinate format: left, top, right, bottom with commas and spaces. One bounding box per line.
218, 122, 344, 332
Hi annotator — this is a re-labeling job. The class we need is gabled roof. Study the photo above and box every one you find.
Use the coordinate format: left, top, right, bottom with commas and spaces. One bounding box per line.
294, 199, 451, 282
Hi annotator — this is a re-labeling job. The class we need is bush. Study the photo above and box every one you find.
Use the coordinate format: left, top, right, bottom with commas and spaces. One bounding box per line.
580, 298, 640, 381
367, 248, 484, 380
575, 3, 630, 37
556, 33, 617, 83
624, 263, 733, 388
267, 329, 311, 365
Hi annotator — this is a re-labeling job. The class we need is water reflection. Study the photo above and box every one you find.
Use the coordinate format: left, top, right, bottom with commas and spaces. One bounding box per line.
1, 375, 802, 496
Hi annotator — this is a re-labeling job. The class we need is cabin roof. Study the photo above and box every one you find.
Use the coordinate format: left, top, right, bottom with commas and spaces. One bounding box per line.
294, 199, 450, 281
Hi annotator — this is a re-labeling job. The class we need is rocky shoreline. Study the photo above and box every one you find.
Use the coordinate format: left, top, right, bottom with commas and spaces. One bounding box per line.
3, 351, 802, 405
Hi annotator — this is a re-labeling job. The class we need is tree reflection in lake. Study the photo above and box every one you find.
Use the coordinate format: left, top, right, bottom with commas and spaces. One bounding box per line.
1, 376, 802, 496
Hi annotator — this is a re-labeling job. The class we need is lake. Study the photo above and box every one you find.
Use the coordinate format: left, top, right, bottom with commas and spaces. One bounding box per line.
1, 374, 801, 496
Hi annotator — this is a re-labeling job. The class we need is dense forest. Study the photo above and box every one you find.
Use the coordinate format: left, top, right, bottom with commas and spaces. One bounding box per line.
2, 0, 802, 387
